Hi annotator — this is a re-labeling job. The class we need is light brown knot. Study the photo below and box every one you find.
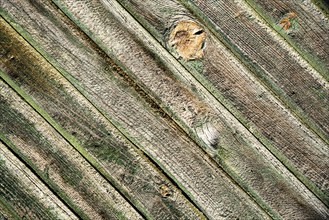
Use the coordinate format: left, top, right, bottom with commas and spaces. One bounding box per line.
168, 20, 206, 60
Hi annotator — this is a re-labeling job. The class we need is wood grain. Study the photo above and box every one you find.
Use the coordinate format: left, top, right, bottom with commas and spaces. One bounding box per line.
0, 1, 269, 219
0, 79, 142, 220
0, 12, 204, 220
47, 0, 329, 218
116, 0, 329, 208
0, 141, 77, 220
184, 0, 329, 142
245, 0, 329, 78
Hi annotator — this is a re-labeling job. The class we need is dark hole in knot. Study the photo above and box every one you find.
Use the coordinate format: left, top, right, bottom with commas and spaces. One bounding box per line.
194, 29, 204, 35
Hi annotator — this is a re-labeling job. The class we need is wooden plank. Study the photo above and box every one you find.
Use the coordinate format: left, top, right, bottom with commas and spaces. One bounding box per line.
244, 0, 329, 78
0, 79, 142, 220
0, 141, 77, 220
0, 205, 20, 220
313, 0, 329, 16
116, 0, 329, 208
0, 199, 20, 220
0, 1, 271, 219
0, 13, 204, 220
43, 0, 329, 218
182, 0, 329, 143
7, 0, 322, 218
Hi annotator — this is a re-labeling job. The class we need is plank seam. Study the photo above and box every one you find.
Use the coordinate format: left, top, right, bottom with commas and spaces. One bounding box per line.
51, 1, 276, 218
113, 0, 329, 210
244, 0, 329, 82
0, 65, 146, 219
179, 0, 329, 145
177, 0, 329, 207
0, 136, 80, 220
0, 13, 206, 219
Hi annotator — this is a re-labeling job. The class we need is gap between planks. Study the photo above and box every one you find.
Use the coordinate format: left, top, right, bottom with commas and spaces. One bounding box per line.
114, 0, 327, 208
0, 1, 272, 218
50, 0, 326, 217
180, 0, 329, 145
0, 139, 78, 220
0, 76, 144, 219
0, 9, 208, 218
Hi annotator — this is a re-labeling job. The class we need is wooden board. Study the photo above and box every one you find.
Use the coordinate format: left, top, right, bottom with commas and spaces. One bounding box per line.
115, 0, 329, 208
53, 0, 328, 218
0, 141, 77, 219
0, 12, 204, 220
182, 0, 329, 142
0, 78, 142, 220
1, 1, 271, 219
245, 0, 329, 77
0, 0, 328, 219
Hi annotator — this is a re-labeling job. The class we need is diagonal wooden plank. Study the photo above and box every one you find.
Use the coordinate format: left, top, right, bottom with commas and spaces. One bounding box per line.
0, 13, 205, 220
116, 0, 329, 208
32, 1, 328, 217
0, 198, 20, 220
313, 0, 329, 15
182, 0, 329, 143
0, 141, 78, 220
0, 1, 272, 219
244, 0, 329, 79
0, 79, 143, 220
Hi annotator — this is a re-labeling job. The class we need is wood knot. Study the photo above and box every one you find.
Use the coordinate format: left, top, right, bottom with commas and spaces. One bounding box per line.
279, 12, 298, 31
159, 184, 172, 198
168, 20, 206, 60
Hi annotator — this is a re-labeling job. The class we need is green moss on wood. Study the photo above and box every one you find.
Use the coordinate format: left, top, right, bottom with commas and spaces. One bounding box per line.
0, 161, 58, 219
312, 0, 329, 17
0, 197, 22, 220
245, 0, 329, 81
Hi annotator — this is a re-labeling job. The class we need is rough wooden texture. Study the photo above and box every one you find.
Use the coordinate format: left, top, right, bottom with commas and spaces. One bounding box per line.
0, 0, 328, 219
0, 1, 271, 219
183, 0, 329, 143
313, 0, 329, 16
49, 0, 328, 218
116, 0, 329, 208
0, 79, 142, 220
245, 0, 329, 78
0, 12, 203, 220
0, 141, 77, 220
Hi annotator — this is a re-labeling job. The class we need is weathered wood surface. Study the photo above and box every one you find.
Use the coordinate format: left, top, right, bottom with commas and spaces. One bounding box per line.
0, 0, 328, 219
182, 0, 329, 143
116, 0, 329, 208
0, 78, 143, 219
0, 13, 203, 220
1, 1, 271, 219
19, 0, 328, 218
0, 141, 77, 219
245, 0, 329, 78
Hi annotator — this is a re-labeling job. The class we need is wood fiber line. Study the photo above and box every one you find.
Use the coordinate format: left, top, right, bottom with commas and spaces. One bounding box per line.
48, 0, 329, 219
245, 0, 329, 79
0, 199, 21, 220
1, 0, 271, 219
0, 79, 142, 220
115, 0, 329, 207
312, 0, 329, 16
184, 0, 329, 143
0, 141, 77, 220
0, 12, 204, 220
0, 197, 20, 220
